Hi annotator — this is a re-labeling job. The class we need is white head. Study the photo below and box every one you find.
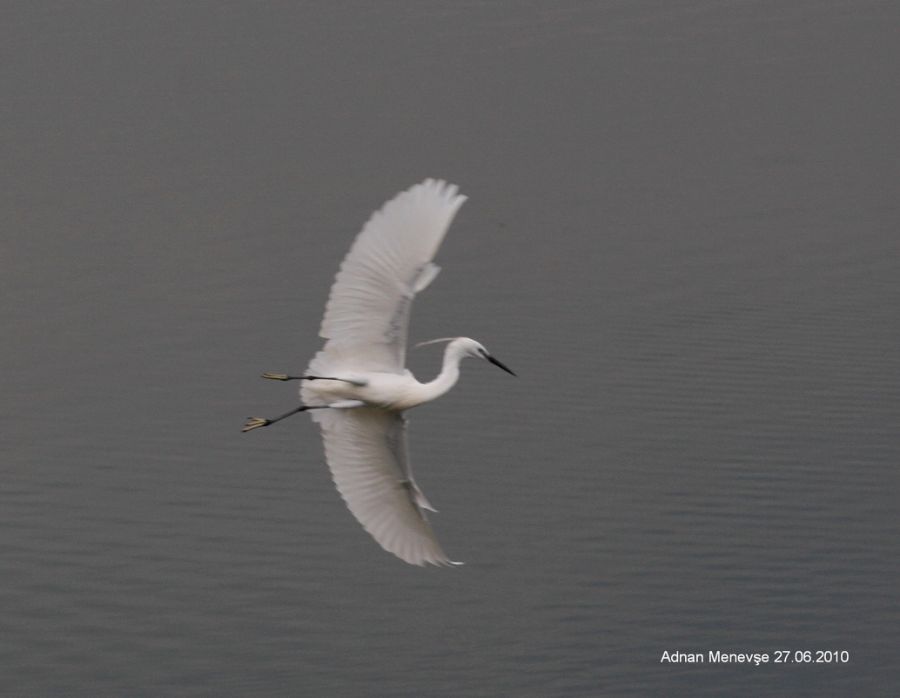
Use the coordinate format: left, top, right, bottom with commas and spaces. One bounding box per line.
416, 337, 517, 375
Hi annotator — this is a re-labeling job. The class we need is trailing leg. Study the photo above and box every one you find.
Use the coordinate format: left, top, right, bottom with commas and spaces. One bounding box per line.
261, 372, 365, 386
242, 404, 329, 433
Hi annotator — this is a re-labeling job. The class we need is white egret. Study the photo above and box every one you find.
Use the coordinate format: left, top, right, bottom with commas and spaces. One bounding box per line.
243, 179, 515, 566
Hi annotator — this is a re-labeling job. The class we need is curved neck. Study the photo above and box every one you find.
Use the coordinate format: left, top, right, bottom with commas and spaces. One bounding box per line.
417, 341, 465, 402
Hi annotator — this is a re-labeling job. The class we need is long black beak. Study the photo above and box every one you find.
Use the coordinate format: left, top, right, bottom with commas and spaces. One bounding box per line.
486, 354, 517, 376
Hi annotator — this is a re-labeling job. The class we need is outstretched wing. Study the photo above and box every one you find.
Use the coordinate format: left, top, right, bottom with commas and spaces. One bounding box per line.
318, 179, 467, 373
311, 407, 459, 566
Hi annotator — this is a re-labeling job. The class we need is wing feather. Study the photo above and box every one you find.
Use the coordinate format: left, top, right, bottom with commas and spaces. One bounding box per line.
318, 179, 466, 373
312, 407, 459, 566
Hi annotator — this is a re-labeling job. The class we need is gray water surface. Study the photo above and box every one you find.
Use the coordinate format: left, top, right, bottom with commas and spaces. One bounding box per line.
3, 2, 899, 696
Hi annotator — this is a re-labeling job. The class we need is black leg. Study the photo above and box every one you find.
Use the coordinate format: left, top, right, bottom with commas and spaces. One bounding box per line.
242, 404, 329, 433
262, 372, 361, 384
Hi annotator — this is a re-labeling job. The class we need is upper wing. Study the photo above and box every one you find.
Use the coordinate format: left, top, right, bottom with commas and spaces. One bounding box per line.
318, 179, 467, 373
311, 406, 459, 566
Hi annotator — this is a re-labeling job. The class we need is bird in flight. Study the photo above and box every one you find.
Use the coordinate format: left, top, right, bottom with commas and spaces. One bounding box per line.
243, 179, 515, 566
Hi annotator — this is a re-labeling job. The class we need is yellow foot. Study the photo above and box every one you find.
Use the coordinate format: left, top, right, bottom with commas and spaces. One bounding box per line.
242, 417, 270, 432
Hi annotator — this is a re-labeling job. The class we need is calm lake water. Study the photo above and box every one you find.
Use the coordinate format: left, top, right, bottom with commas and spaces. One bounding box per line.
3, 2, 898, 695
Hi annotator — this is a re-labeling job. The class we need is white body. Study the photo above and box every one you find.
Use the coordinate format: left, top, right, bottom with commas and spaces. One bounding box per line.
303, 338, 475, 411
305, 371, 428, 411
